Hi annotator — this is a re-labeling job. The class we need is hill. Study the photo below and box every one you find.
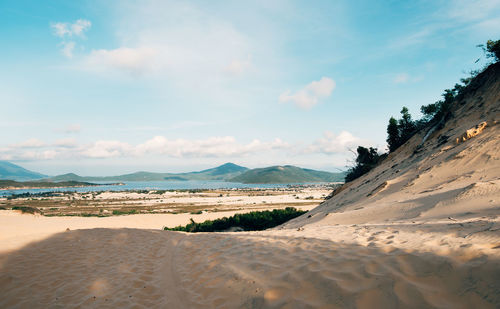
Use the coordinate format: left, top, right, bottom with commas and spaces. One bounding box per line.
229, 165, 344, 184
0, 161, 47, 181
48, 163, 249, 182
284, 60, 500, 228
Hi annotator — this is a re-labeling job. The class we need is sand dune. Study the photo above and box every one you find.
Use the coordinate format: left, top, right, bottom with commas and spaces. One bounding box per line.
1, 62, 499, 308
1, 228, 499, 308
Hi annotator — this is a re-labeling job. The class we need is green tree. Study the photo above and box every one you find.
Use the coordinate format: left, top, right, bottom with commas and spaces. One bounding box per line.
386, 117, 400, 152
398, 106, 416, 142
479, 39, 500, 62
345, 146, 383, 182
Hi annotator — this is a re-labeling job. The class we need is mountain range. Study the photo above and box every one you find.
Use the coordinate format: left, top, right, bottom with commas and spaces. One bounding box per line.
0, 161, 47, 181
0, 161, 344, 184
230, 165, 344, 183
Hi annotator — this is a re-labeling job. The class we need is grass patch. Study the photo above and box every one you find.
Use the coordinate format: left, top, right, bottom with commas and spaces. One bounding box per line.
165, 207, 306, 233
11, 206, 41, 214
112, 209, 138, 215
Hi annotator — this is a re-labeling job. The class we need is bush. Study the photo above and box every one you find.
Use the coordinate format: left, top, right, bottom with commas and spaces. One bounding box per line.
164, 207, 307, 232
345, 146, 385, 182
112, 209, 138, 215
12, 206, 41, 214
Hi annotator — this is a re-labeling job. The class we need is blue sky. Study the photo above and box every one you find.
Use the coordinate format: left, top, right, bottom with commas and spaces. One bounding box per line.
1, 0, 499, 175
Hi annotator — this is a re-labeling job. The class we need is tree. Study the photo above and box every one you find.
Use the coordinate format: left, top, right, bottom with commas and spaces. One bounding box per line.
386, 107, 417, 153
386, 117, 400, 152
345, 146, 383, 182
479, 39, 500, 62
398, 107, 416, 142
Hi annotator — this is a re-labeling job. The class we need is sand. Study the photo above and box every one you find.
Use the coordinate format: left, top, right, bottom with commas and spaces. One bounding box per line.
0, 63, 499, 308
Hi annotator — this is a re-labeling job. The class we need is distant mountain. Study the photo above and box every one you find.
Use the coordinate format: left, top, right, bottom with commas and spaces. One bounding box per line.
0, 161, 47, 181
186, 163, 249, 178
48, 163, 249, 182
229, 165, 345, 184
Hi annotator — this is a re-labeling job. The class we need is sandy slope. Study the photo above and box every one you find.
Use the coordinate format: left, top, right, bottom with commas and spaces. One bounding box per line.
0, 64, 499, 308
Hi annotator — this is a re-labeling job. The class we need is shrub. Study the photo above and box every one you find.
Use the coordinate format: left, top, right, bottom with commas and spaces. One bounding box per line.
112, 209, 138, 215
12, 206, 41, 214
164, 207, 307, 232
345, 146, 385, 182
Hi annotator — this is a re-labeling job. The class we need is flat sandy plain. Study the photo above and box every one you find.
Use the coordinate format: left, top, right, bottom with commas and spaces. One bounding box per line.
0, 186, 328, 253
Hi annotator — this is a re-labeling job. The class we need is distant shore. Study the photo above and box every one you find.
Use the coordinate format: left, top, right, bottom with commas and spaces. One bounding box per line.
0, 180, 123, 191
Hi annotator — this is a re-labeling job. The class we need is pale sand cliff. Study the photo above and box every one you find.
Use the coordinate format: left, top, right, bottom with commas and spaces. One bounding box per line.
0, 64, 499, 308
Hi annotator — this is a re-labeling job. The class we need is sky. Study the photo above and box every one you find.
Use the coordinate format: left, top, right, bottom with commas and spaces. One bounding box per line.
0, 0, 499, 176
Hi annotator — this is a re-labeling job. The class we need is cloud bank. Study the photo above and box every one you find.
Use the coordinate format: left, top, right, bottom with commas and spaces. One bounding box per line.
279, 77, 336, 109
0, 132, 366, 161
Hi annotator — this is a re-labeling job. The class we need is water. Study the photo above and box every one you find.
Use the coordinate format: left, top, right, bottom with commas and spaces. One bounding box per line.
0, 180, 327, 197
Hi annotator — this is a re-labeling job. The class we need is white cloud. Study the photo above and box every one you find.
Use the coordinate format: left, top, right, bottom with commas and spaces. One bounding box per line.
71, 19, 92, 36
279, 77, 336, 109
307, 131, 361, 154
85, 47, 159, 74
61, 41, 76, 58
134, 136, 289, 158
68, 1, 255, 82
81, 140, 133, 158
51, 19, 91, 38
51, 19, 91, 59
0, 132, 366, 162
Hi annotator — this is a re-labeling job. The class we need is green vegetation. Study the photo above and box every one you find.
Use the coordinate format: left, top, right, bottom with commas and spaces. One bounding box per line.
386, 107, 417, 152
479, 39, 500, 62
112, 209, 138, 215
11, 206, 41, 214
6, 191, 71, 200
164, 207, 307, 232
345, 147, 386, 182
229, 165, 344, 184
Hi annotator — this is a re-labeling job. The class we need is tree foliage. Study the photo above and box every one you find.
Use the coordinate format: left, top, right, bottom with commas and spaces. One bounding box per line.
386, 107, 418, 152
164, 207, 307, 232
345, 146, 384, 182
478, 39, 500, 62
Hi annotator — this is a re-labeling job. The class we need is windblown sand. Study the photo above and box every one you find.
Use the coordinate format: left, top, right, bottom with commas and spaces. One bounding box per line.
1, 64, 499, 308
